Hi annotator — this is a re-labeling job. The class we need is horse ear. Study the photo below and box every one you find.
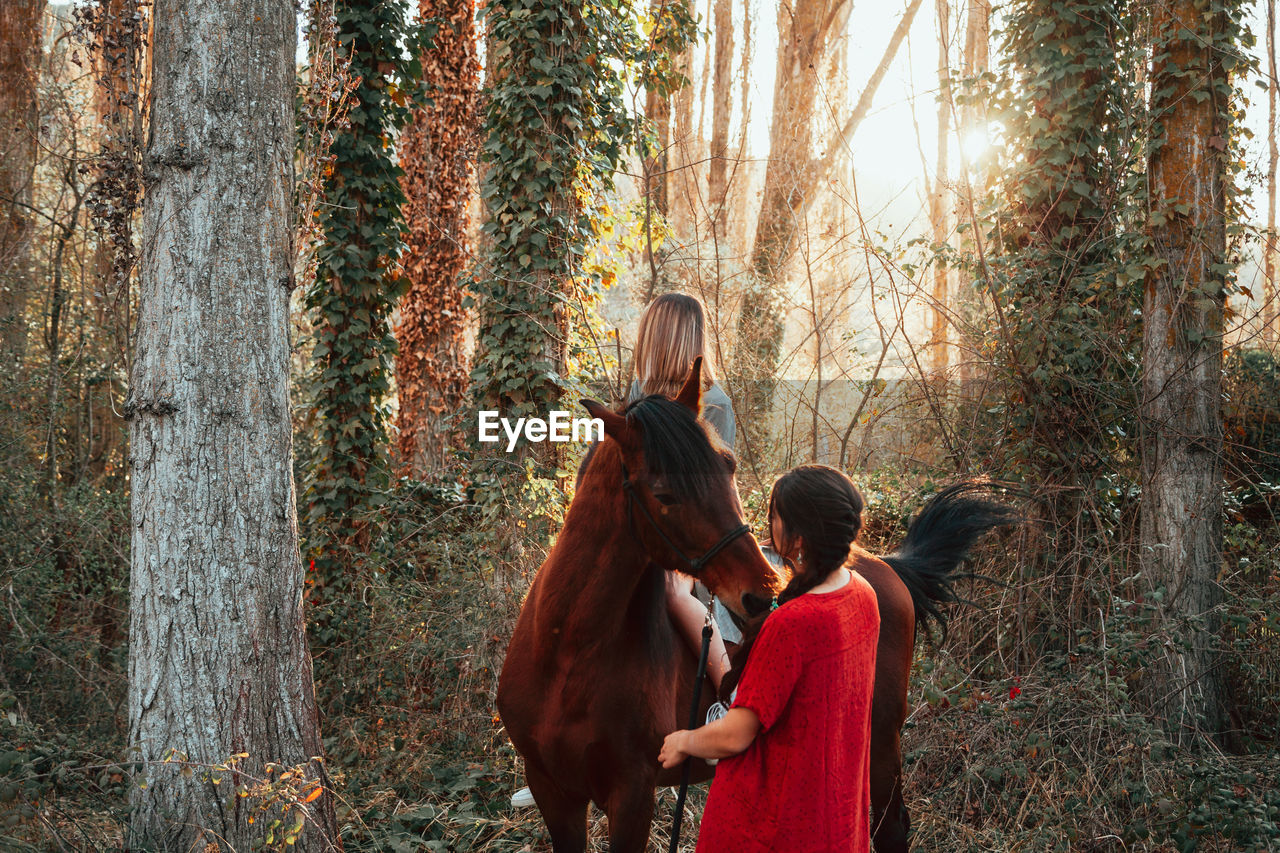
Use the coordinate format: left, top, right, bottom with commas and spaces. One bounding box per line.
581, 399, 631, 444
675, 356, 703, 413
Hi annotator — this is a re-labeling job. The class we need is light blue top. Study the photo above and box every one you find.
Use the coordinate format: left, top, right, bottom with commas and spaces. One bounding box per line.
627, 379, 737, 449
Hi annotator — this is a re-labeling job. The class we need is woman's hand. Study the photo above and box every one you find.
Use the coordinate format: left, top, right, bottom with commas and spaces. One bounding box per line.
659, 709, 761, 768
659, 730, 691, 769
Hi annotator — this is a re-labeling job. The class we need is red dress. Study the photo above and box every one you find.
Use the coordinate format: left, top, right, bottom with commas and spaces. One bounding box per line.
696, 572, 880, 853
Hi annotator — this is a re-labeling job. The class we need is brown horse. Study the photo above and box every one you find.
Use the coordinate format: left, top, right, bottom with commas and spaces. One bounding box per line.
496, 359, 782, 852
871, 480, 1021, 851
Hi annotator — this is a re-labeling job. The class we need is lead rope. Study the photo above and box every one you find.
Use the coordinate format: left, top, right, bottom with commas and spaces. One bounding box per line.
669, 604, 713, 853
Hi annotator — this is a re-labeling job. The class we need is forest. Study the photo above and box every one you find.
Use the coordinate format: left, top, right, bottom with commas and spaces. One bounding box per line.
0, 0, 1278, 849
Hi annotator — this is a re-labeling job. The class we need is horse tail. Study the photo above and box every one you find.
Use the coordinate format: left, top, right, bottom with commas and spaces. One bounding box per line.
880, 478, 1021, 643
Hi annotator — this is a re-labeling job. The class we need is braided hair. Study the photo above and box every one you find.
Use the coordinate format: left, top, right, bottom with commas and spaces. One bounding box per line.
721, 464, 864, 699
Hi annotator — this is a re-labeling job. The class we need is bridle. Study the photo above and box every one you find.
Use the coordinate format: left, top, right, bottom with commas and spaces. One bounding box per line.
617, 459, 752, 853
619, 460, 751, 577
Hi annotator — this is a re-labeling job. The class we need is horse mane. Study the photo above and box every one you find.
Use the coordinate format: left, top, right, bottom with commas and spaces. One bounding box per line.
623, 394, 726, 501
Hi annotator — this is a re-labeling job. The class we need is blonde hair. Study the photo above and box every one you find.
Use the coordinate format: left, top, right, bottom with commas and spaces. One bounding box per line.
632, 293, 718, 398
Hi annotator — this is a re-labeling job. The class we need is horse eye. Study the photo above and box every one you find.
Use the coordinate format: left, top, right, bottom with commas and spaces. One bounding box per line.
654, 493, 678, 507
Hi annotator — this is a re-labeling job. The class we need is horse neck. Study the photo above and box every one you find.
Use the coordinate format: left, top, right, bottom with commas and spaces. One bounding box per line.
545, 444, 655, 627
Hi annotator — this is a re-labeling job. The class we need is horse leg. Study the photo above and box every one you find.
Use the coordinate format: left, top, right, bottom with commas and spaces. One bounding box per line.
603, 781, 658, 853
870, 728, 910, 853
526, 764, 589, 853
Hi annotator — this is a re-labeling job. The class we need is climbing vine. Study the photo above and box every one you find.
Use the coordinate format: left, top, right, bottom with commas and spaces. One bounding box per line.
302, 0, 428, 645
467, 0, 697, 476
967, 0, 1149, 511
395, 0, 480, 477
951, 0, 1254, 621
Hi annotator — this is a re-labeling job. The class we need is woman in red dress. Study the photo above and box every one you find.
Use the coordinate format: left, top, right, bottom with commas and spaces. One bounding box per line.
659, 464, 880, 852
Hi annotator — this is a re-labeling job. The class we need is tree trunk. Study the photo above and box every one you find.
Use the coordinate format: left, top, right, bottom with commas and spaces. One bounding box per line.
707, 0, 733, 240
643, 0, 673, 220
0, 0, 44, 364
735, 0, 920, 438
641, 0, 691, 298
735, 0, 847, 441
668, 39, 698, 247
929, 0, 951, 377
395, 0, 479, 477
1268, 0, 1278, 343
1141, 0, 1229, 741
959, 0, 989, 165
126, 0, 338, 848
86, 0, 147, 483
954, 0, 988, 386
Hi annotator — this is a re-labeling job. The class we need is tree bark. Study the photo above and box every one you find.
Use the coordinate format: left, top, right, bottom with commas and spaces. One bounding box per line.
126, 0, 338, 848
643, 0, 673, 221
1141, 0, 1228, 741
707, 0, 733, 240
959, 0, 989, 159
395, 0, 479, 477
735, 0, 920, 435
929, 0, 951, 376
0, 0, 44, 364
954, 0, 988, 386
1268, 0, 1278, 343
668, 38, 698, 247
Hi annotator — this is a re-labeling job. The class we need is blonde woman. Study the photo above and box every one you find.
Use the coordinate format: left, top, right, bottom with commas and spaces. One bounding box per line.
512, 293, 741, 809
628, 293, 739, 694
629, 293, 736, 451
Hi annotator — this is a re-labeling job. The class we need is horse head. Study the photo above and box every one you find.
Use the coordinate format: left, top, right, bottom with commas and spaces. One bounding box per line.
581, 357, 781, 617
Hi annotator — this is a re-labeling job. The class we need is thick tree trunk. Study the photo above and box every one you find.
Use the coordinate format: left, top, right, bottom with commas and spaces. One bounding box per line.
643, 0, 673, 220
641, 0, 690, 298
960, 0, 989, 163
1141, 0, 1228, 741
929, 0, 951, 376
0, 0, 44, 364
126, 0, 338, 848
395, 0, 479, 477
668, 39, 698, 247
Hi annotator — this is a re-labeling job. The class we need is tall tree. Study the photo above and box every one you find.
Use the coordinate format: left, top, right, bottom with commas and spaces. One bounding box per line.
470, 0, 638, 468
973, 0, 1146, 635
0, 0, 44, 363
959, 0, 990, 169
954, 0, 989, 386
643, 0, 676, 221
639, 0, 697, 297
1268, 0, 1278, 343
706, 0, 733, 240
734, 0, 921, 445
126, 0, 337, 847
304, 0, 418, 625
1141, 0, 1242, 739
734, 0, 845, 451
395, 0, 480, 476
929, 0, 952, 376
82, 0, 147, 482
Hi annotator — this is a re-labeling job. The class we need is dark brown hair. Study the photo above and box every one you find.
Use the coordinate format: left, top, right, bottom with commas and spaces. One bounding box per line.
722, 464, 863, 698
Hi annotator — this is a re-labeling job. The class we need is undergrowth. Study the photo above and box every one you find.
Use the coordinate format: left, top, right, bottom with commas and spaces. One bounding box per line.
2, 462, 1277, 851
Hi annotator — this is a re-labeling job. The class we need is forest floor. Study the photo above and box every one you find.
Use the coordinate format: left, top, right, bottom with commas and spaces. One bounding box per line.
2, 473, 1278, 852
